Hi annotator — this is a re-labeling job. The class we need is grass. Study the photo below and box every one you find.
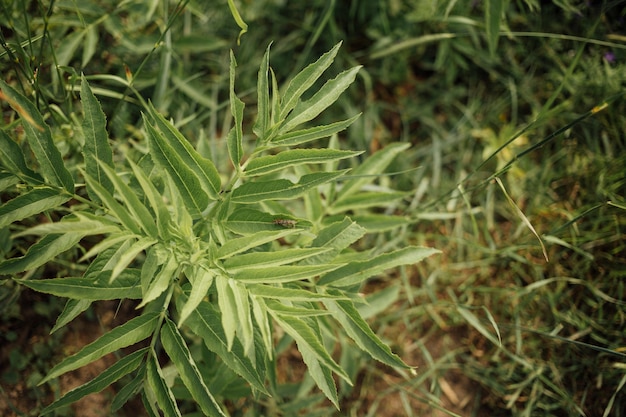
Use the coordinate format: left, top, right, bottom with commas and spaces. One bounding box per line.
1, 0, 625, 416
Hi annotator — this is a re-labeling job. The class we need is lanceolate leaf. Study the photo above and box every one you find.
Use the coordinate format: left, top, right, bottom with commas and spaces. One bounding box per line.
175, 294, 268, 394
0, 129, 44, 184
231, 170, 348, 203
248, 284, 349, 301
144, 116, 209, 217
40, 312, 160, 385
0, 80, 74, 192
297, 338, 339, 409
51, 299, 92, 334
128, 159, 172, 239
80, 75, 115, 204
137, 253, 179, 308
161, 318, 227, 417
318, 246, 441, 287
279, 42, 342, 120
84, 172, 142, 234
244, 149, 361, 177
271, 114, 360, 146
178, 266, 215, 327
279, 66, 362, 134
216, 276, 254, 355
0, 232, 83, 275
222, 247, 331, 272
233, 264, 343, 284
0, 187, 70, 229
228, 50, 245, 166
301, 217, 366, 264
146, 351, 183, 417
324, 290, 408, 369
253, 44, 271, 140
216, 229, 297, 259
17, 270, 142, 300
40, 348, 148, 415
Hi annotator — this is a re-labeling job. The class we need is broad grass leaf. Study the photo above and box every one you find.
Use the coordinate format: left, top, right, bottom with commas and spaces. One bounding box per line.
228, 51, 245, 166
80, 75, 114, 204
146, 351, 183, 417
233, 264, 343, 284
279, 42, 342, 120
231, 170, 348, 203
40, 312, 159, 385
0, 233, 83, 275
40, 348, 147, 415
253, 44, 271, 140
0, 129, 43, 184
216, 229, 297, 259
174, 294, 268, 394
0, 187, 70, 229
271, 114, 360, 146
98, 162, 158, 238
146, 103, 220, 199
279, 66, 362, 134
161, 318, 227, 417
51, 299, 92, 334
0, 81, 74, 192
224, 208, 310, 234
334, 142, 410, 203
244, 149, 361, 177
324, 290, 408, 369
178, 266, 215, 327
318, 246, 441, 287
17, 270, 142, 300
143, 116, 209, 217
223, 247, 331, 272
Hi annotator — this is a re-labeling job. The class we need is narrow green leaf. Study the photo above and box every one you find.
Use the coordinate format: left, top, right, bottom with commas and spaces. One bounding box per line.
0, 233, 83, 275
51, 299, 92, 334
17, 270, 142, 300
266, 300, 331, 317
146, 104, 221, 199
318, 246, 441, 287
250, 296, 272, 359
143, 116, 209, 217
178, 266, 215, 327
334, 142, 410, 202
485, 0, 503, 57
0, 129, 43, 184
146, 351, 183, 417
80, 75, 114, 204
12, 213, 120, 237
350, 214, 410, 232
279, 66, 362, 134
40, 312, 160, 385
245, 149, 361, 177
253, 44, 271, 140
161, 318, 227, 417
231, 170, 348, 204
223, 247, 331, 272
137, 253, 179, 308
40, 348, 147, 415
0, 187, 70, 229
111, 236, 157, 283
216, 276, 254, 355
175, 295, 268, 394
302, 217, 366, 264
84, 172, 142, 234
324, 291, 408, 369
127, 159, 172, 239
216, 229, 297, 259
98, 162, 158, 238
280, 42, 342, 120
226, 0, 248, 44
234, 264, 343, 284
111, 364, 146, 412
248, 284, 348, 301
225, 208, 303, 234
228, 50, 245, 166
0, 81, 74, 192
271, 115, 360, 146
298, 339, 339, 408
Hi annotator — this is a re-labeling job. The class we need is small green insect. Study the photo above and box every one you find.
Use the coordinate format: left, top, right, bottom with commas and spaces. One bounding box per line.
273, 218, 297, 228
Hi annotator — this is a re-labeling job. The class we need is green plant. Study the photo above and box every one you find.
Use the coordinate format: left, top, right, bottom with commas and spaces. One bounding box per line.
0, 41, 439, 415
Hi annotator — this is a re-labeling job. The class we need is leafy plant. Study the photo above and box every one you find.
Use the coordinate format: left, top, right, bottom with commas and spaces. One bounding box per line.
0, 42, 439, 415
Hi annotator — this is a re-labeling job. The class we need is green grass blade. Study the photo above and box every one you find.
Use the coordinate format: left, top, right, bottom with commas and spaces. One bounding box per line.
0, 187, 70, 229
146, 351, 183, 417
279, 66, 362, 134
0, 129, 43, 184
324, 290, 408, 369
328, 191, 408, 214
244, 149, 361, 177
161, 318, 227, 417
16, 271, 142, 300
231, 170, 349, 203
0, 233, 83, 275
318, 246, 441, 287
80, 75, 115, 204
40, 312, 159, 385
40, 348, 147, 415
271, 114, 360, 146
485, 0, 503, 56
0, 81, 74, 192
279, 42, 342, 120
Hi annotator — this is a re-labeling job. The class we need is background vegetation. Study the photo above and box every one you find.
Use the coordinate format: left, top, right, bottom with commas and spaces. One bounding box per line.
1, 0, 625, 416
